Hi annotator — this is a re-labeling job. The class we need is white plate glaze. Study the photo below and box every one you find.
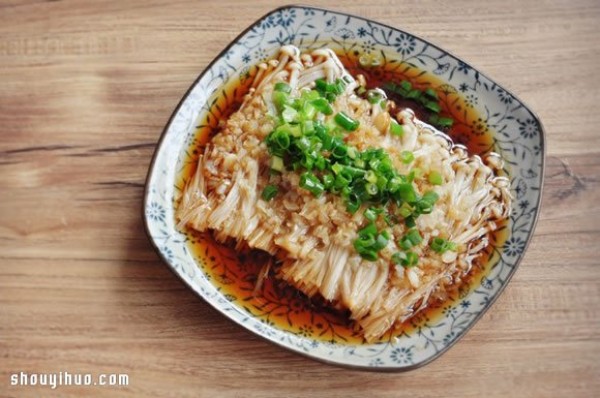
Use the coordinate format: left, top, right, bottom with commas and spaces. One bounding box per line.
144, 5, 545, 370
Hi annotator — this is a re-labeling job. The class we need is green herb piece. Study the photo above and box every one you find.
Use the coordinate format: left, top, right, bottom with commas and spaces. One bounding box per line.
261, 184, 278, 201
274, 82, 292, 93
428, 170, 443, 185
300, 172, 325, 196
334, 111, 360, 131
390, 119, 404, 136
400, 150, 414, 164
430, 237, 457, 254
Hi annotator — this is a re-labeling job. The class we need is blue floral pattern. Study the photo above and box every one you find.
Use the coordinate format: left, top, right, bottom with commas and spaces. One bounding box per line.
394, 33, 416, 55
144, 6, 544, 370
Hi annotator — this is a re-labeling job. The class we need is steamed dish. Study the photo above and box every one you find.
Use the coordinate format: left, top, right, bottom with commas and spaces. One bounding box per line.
176, 46, 511, 342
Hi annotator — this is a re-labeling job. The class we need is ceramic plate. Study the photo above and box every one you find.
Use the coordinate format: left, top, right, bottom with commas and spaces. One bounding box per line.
144, 5, 545, 370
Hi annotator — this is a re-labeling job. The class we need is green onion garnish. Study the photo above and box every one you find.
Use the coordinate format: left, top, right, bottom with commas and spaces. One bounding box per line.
424, 101, 441, 114
428, 170, 443, 185
274, 82, 292, 93
392, 250, 419, 268
262, 76, 447, 261
400, 151, 414, 164
399, 80, 412, 92
311, 98, 333, 115
436, 116, 454, 128
334, 111, 360, 131
367, 89, 383, 104
430, 237, 457, 254
261, 184, 278, 201
406, 89, 421, 100
390, 119, 403, 136
400, 231, 423, 250
300, 172, 325, 197
272, 91, 289, 110
424, 87, 438, 100
364, 208, 377, 222
270, 156, 284, 172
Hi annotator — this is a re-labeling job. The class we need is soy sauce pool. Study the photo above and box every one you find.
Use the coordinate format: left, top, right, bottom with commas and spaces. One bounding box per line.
176, 48, 508, 344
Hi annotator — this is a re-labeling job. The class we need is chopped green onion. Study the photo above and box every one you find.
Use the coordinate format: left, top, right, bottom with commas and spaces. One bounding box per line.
366, 182, 378, 196
397, 202, 413, 218
428, 170, 443, 185
345, 193, 361, 214
274, 82, 292, 93
300, 172, 325, 197
314, 155, 327, 170
342, 165, 366, 178
399, 80, 412, 92
424, 101, 441, 114
364, 208, 377, 222
400, 151, 414, 164
333, 173, 350, 191
270, 156, 284, 172
430, 237, 457, 254
429, 114, 454, 129
332, 144, 348, 159
273, 131, 290, 150
261, 184, 278, 201
399, 236, 413, 250
391, 251, 406, 265
406, 228, 423, 246
404, 216, 416, 228
354, 234, 376, 249
334, 111, 360, 131
424, 87, 438, 100
281, 105, 298, 123
347, 146, 358, 160
372, 231, 390, 251
399, 229, 422, 250
302, 120, 315, 135
415, 191, 439, 214
390, 119, 403, 136
421, 191, 439, 205
406, 89, 421, 100
436, 116, 454, 128
331, 79, 346, 95
322, 173, 334, 189
404, 251, 419, 267
365, 170, 378, 183
367, 89, 384, 104
408, 167, 423, 182
392, 250, 419, 268
396, 183, 417, 203
358, 222, 377, 238
302, 102, 317, 120
315, 79, 328, 92
358, 250, 378, 261
311, 98, 333, 115
272, 91, 289, 110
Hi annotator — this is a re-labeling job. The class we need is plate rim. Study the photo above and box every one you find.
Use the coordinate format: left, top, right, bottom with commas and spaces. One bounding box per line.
143, 4, 546, 371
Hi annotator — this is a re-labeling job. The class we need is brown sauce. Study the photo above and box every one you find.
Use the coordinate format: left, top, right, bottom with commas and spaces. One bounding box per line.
177, 49, 509, 344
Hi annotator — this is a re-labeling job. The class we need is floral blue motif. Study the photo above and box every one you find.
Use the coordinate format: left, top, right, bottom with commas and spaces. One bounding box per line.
519, 118, 539, 139
390, 347, 414, 364
503, 236, 526, 257
276, 9, 296, 28
394, 33, 416, 56
146, 201, 165, 223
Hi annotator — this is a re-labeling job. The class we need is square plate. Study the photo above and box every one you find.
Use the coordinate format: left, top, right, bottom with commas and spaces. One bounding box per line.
144, 5, 545, 370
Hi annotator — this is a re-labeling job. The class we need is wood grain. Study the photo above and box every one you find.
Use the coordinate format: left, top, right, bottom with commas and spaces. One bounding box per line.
1, 0, 599, 397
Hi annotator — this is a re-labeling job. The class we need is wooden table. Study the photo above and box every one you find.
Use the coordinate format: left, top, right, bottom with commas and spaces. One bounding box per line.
1, 1, 599, 396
